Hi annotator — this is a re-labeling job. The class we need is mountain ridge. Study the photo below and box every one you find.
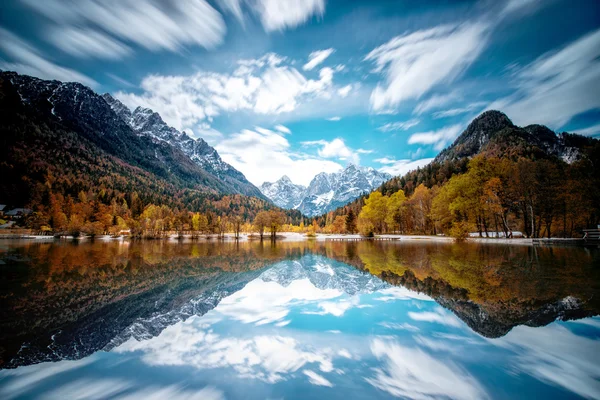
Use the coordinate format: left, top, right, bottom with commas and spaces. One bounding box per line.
0, 70, 267, 208
102, 93, 265, 199
260, 165, 391, 216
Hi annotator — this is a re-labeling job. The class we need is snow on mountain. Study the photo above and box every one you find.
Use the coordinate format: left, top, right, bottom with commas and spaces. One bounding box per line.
260, 164, 392, 217
259, 176, 306, 209
102, 94, 264, 198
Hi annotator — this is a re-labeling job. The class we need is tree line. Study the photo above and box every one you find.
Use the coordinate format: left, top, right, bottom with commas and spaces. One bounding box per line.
314, 154, 599, 239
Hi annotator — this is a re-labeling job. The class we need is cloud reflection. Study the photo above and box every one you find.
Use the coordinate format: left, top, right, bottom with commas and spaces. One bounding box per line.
366, 338, 488, 400
115, 319, 341, 384
493, 322, 600, 399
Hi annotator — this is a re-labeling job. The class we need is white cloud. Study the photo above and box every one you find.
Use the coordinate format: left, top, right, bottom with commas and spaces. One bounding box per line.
376, 158, 434, 177
493, 322, 600, 400
0, 357, 96, 400
215, 278, 343, 325
365, 23, 488, 112
0, 28, 96, 87
48, 27, 132, 59
432, 102, 487, 118
573, 123, 600, 137
366, 338, 487, 400
378, 322, 420, 332
375, 287, 434, 302
302, 138, 361, 165
408, 124, 463, 151
215, 128, 342, 186
337, 84, 353, 98
274, 124, 291, 134
488, 28, 600, 128
254, 0, 325, 32
42, 378, 134, 400
408, 307, 463, 327
21, 0, 226, 58
114, 52, 338, 134
413, 92, 460, 115
378, 119, 420, 132
116, 321, 339, 384
118, 385, 225, 400
304, 48, 335, 71
326, 116, 341, 121
303, 370, 334, 387
357, 148, 374, 154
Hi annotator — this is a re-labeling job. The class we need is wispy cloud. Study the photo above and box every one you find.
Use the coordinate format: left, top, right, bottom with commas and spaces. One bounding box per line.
375, 158, 433, 176
326, 116, 341, 121
573, 123, 600, 137
365, 23, 488, 112
408, 124, 463, 151
432, 102, 487, 118
378, 119, 420, 132
488, 28, 600, 128
366, 338, 487, 399
304, 48, 335, 71
21, 0, 226, 58
413, 92, 461, 115
0, 28, 96, 87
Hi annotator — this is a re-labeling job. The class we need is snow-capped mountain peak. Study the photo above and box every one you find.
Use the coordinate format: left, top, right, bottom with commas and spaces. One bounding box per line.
102, 93, 264, 198
260, 165, 391, 217
260, 176, 307, 210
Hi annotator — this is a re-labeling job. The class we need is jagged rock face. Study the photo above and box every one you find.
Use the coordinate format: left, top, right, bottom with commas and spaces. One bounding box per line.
103, 94, 264, 198
260, 165, 391, 217
260, 176, 306, 209
435, 110, 585, 163
1, 70, 265, 197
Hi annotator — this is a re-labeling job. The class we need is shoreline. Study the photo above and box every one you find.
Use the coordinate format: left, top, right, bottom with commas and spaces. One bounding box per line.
0, 232, 591, 246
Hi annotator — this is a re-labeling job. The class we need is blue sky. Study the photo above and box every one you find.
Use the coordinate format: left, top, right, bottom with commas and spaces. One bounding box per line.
0, 0, 599, 186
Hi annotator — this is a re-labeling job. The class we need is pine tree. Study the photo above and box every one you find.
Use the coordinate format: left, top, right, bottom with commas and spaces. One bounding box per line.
345, 209, 357, 233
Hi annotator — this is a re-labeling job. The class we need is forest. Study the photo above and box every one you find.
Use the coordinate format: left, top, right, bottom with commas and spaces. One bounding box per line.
315, 153, 600, 239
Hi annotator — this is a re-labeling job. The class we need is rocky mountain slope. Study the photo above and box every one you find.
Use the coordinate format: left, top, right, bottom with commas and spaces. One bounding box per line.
260, 165, 391, 217
103, 94, 263, 198
259, 175, 306, 209
435, 110, 587, 163
0, 70, 264, 207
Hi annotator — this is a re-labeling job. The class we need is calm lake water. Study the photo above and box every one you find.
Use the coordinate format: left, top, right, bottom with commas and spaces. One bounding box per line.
0, 239, 599, 399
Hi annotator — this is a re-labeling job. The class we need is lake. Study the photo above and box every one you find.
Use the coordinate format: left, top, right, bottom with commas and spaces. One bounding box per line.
0, 239, 599, 399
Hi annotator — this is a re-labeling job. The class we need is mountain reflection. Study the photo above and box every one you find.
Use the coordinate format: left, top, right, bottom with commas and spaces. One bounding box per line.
0, 240, 598, 371
1, 240, 598, 400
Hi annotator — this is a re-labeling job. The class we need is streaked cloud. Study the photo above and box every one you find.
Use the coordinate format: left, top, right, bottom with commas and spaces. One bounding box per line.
408, 124, 463, 151
378, 119, 420, 132
408, 307, 463, 327
376, 158, 434, 176
365, 23, 488, 112
366, 338, 488, 399
303, 370, 334, 387
488, 28, 600, 129
219, 0, 326, 32
0, 28, 96, 87
304, 48, 335, 71
21, 0, 226, 58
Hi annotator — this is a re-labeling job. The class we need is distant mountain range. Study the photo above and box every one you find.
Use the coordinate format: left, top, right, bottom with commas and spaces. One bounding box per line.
260, 165, 391, 217
0, 70, 264, 208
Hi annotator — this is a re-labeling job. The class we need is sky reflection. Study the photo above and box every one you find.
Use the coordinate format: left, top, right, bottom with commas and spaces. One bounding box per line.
0, 255, 598, 399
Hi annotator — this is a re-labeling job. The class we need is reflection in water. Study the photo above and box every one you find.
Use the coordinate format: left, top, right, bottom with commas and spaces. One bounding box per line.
0, 240, 598, 399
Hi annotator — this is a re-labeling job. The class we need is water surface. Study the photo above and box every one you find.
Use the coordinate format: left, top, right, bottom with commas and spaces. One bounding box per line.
0, 240, 599, 399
